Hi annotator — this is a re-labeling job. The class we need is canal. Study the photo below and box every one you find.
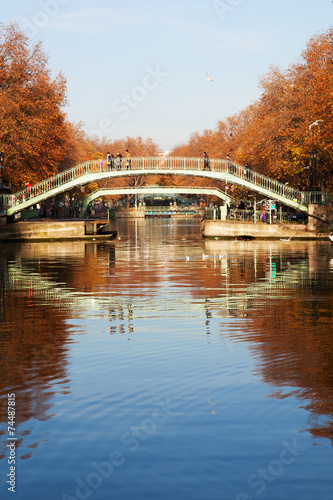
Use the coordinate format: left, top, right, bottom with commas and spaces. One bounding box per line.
0, 218, 333, 500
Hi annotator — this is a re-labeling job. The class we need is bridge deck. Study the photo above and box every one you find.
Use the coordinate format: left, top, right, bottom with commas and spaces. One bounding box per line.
4, 157, 332, 216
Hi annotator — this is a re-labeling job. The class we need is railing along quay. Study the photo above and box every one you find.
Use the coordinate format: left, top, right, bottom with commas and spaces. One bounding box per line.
3, 157, 333, 209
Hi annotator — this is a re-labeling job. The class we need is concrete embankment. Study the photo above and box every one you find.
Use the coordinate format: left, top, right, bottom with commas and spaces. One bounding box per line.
203, 220, 329, 240
115, 209, 146, 218
0, 220, 116, 242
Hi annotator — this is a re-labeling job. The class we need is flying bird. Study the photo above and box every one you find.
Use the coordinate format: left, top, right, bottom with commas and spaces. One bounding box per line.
309, 119, 323, 130
206, 72, 214, 82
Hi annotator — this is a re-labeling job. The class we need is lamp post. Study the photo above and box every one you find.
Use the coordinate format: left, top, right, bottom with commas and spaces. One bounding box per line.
310, 149, 317, 191
308, 120, 323, 192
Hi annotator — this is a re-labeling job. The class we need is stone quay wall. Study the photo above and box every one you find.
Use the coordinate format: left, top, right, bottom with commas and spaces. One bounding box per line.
203, 220, 328, 240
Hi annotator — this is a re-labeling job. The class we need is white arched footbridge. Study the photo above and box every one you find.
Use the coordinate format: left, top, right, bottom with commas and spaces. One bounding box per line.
79, 186, 235, 216
4, 157, 332, 216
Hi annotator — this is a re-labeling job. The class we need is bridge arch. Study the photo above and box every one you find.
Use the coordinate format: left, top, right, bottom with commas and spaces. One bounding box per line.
4, 157, 331, 216
79, 186, 234, 217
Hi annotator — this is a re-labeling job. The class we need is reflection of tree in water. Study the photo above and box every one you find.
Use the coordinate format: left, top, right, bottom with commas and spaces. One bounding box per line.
0, 267, 5, 323
1, 238, 332, 461
243, 291, 333, 443
204, 246, 333, 443
0, 285, 71, 460
0, 241, 136, 461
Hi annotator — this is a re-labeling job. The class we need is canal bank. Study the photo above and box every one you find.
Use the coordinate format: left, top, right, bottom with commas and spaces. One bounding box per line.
203, 220, 330, 240
114, 207, 204, 218
0, 219, 117, 242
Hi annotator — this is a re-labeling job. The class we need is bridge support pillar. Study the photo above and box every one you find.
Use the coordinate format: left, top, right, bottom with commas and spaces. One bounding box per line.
307, 204, 333, 232
220, 205, 227, 220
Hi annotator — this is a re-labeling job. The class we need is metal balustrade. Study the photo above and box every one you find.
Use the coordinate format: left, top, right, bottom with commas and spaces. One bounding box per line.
3, 157, 332, 215
206, 208, 290, 223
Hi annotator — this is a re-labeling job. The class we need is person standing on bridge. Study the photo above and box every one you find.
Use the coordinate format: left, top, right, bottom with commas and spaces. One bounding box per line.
107, 152, 112, 171
110, 154, 115, 170
227, 155, 236, 174
203, 152, 211, 171
116, 152, 123, 170
26, 182, 32, 199
125, 149, 131, 170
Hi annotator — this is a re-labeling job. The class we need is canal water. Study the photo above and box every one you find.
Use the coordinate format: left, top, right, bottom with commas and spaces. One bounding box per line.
0, 218, 333, 500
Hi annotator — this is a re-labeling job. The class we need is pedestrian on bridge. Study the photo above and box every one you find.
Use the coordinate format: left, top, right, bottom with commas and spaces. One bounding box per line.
227, 155, 235, 173
116, 152, 123, 170
26, 182, 32, 199
107, 152, 112, 171
203, 152, 211, 171
125, 149, 131, 170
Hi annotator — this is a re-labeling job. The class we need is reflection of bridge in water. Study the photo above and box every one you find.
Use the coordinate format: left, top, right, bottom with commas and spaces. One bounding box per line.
4, 241, 327, 321
205, 245, 330, 319
4, 157, 333, 217
2, 240, 331, 461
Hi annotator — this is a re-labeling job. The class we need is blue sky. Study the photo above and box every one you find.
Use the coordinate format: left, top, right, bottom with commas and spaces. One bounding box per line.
2, 0, 333, 150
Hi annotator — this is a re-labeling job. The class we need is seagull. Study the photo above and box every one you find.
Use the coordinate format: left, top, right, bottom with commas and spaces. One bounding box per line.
206, 72, 214, 82
309, 119, 323, 130
280, 235, 293, 242
186, 255, 190, 262
202, 253, 208, 260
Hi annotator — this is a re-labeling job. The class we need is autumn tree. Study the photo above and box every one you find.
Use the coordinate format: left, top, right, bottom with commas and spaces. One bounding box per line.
244, 28, 333, 190
170, 129, 216, 158
0, 22, 70, 189
93, 135, 162, 158
171, 29, 333, 192
61, 121, 100, 170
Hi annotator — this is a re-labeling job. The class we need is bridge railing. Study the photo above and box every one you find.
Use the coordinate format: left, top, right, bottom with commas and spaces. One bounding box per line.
2, 156, 333, 209
4, 160, 100, 207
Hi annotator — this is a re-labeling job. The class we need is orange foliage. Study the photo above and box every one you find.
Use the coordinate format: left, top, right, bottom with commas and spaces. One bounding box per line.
2, 21, 333, 194
93, 136, 162, 158
0, 22, 70, 189
0, 23, 162, 192
170, 29, 333, 191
